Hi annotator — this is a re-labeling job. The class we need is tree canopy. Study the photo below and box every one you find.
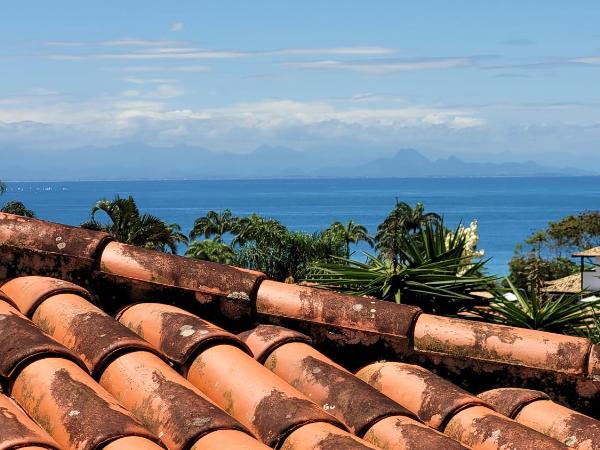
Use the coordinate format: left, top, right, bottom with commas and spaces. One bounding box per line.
81, 195, 187, 254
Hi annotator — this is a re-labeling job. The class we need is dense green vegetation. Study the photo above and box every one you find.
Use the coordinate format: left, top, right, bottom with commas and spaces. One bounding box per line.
81, 196, 188, 254
1, 182, 595, 341
308, 220, 494, 315
0, 180, 35, 217
507, 211, 600, 291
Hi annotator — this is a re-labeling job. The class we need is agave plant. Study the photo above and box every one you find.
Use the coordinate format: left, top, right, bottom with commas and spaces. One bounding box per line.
307, 221, 495, 315
483, 279, 600, 334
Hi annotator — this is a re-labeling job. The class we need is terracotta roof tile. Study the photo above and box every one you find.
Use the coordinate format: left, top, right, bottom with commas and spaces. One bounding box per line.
414, 313, 592, 375
116, 302, 251, 372
4, 277, 162, 377
238, 324, 312, 364
99, 350, 252, 450
0, 393, 61, 450
1, 214, 600, 449
101, 241, 265, 302
11, 357, 161, 450
480, 388, 600, 448
0, 300, 86, 384
357, 362, 569, 449
256, 280, 422, 341
242, 325, 469, 449
1, 275, 93, 317
356, 362, 488, 430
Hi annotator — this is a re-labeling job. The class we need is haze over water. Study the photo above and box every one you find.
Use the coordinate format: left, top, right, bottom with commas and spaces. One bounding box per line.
3, 176, 599, 276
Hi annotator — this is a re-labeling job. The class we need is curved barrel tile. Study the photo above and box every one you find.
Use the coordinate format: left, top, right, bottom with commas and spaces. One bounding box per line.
414, 314, 591, 375
187, 344, 343, 448
480, 388, 600, 449
191, 430, 271, 450
356, 362, 487, 430
0, 393, 61, 450
256, 280, 422, 340
117, 302, 250, 372
1, 276, 92, 318
100, 241, 265, 303
364, 416, 468, 450
0, 289, 18, 309
238, 324, 312, 363
103, 436, 165, 450
0, 213, 111, 282
478, 388, 550, 419
12, 357, 160, 450
445, 405, 568, 450
280, 422, 379, 450
241, 325, 469, 449
0, 300, 85, 383
99, 350, 250, 450
31, 291, 161, 377
263, 341, 415, 433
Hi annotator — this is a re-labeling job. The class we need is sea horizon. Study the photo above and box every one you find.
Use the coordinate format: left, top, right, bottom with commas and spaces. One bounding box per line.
3, 176, 598, 277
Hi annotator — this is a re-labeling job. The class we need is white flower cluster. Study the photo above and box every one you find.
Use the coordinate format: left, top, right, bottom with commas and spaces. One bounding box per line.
445, 219, 485, 276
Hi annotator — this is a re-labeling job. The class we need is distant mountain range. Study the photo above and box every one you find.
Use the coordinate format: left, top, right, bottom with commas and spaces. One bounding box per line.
1, 145, 595, 181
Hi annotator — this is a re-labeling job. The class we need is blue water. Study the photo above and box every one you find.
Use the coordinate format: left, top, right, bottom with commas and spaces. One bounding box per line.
2, 177, 600, 276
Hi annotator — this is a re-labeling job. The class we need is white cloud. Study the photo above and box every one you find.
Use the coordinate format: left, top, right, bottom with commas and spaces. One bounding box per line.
285, 57, 473, 74
171, 22, 184, 32
42, 41, 85, 47
571, 56, 600, 64
46, 44, 397, 61
111, 65, 210, 73
99, 39, 187, 47
0, 94, 484, 151
121, 77, 177, 84
264, 47, 395, 56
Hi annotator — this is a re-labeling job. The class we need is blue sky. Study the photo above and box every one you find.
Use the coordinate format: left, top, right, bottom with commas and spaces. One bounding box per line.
2, 1, 600, 167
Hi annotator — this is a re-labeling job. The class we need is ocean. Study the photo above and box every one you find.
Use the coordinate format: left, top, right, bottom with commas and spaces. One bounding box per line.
2, 177, 599, 276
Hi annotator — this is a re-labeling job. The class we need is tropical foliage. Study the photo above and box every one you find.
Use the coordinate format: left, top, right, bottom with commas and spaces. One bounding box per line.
325, 220, 373, 258
1, 201, 35, 218
375, 201, 441, 269
186, 239, 235, 264
308, 220, 494, 315
0, 180, 36, 217
81, 195, 188, 254
505, 213, 597, 291
483, 279, 600, 334
190, 209, 237, 243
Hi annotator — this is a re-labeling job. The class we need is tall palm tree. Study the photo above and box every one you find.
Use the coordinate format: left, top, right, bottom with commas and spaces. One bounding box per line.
232, 213, 286, 247
327, 220, 374, 258
376, 201, 441, 268
0, 181, 6, 195
81, 195, 187, 254
186, 239, 235, 264
190, 209, 237, 243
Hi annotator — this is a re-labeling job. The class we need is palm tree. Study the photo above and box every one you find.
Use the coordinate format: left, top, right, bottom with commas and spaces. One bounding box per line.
0, 181, 6, 195
190, 209, 238, 243
232, 214, 286, 247
81, 195, 187, 254
1, 201, 35, 218
327, 220, 373, 258
376, 201, 441, 269
186, 239, 235, 264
